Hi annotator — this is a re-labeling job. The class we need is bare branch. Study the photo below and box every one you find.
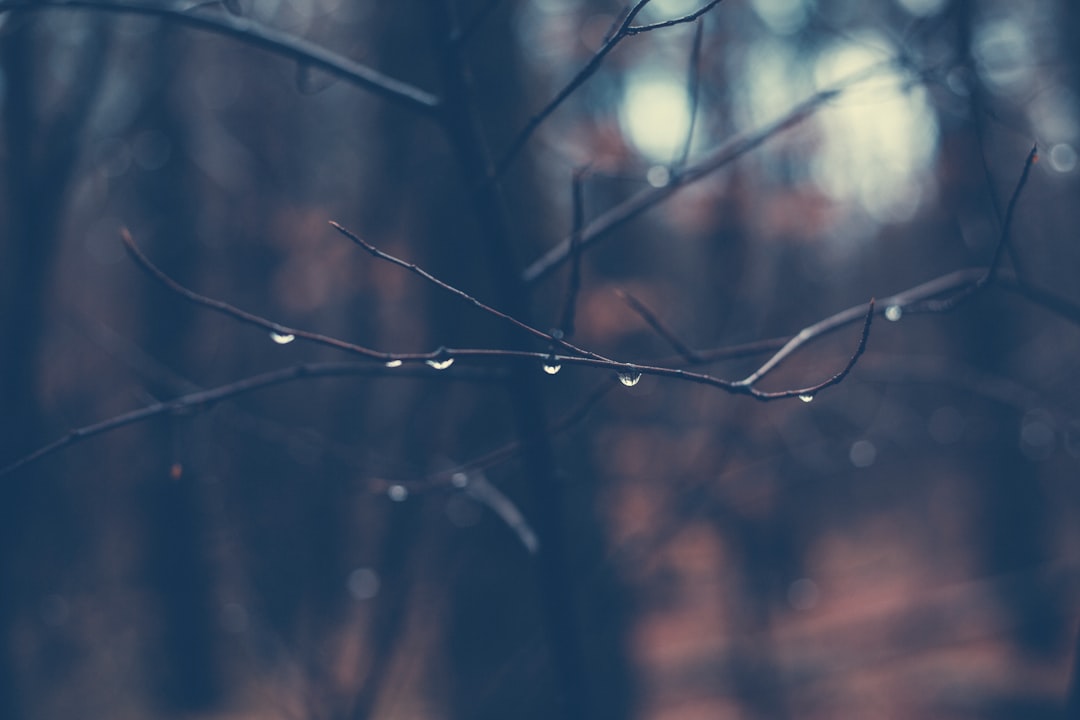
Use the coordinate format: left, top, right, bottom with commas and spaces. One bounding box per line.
522, 88, 841, 284
615, 288, 702, 363
495, 0, 726, 177
121, 228, 386, 361
987, 143, 1037, 280
673, 18, 705, 171
329, 221, 611, 362
0, 0, 440, 115
557, 168, 589, 338
627, 0, 723, 34
744, 300, 874, 401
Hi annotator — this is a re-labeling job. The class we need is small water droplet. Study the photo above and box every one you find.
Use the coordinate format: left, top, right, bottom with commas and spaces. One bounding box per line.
384, 359, 403, 368
798, 394, 814, 403
270, 331, 295, 344
450, 472, 468, 488
885, 305, 903, 322
426, 357, 455, 370
550, 328, 565, 341
542, 362, 562, 375
387, 484, 408, 502
617, 371, 642, 387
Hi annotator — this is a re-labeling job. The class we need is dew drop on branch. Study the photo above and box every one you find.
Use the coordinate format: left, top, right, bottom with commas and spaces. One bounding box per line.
885, 305, 903, 322
798, 394, 814, 403
270, 331, 296, 345
426, 357, 455, 370
387, 484, 408, 502
385, 359, 403, 368
618, 371, 642, 387
542, 361, 562, 375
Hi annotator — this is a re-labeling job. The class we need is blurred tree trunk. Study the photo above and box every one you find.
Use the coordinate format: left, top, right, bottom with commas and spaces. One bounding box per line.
0, 14, 107, 719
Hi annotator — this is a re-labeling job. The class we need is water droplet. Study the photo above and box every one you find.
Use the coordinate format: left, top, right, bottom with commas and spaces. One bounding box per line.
426, 357, 455, 370
798, 394, 814, 403
617, 371, 642, 387
542, 362, 562, 375
387, 484, 408, 502
550, 328, 565, 341
384, 359, 403, 368
270, 331, 295, 344
885, 305, 903, 322
450, 472, 468, 488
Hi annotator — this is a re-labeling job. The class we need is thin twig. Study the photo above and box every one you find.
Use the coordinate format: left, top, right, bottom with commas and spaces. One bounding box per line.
615, 288, 701, 363
329, 221, 611, 362
743, 300, 875, 400
557, 168, 589, 338
0, 361, 493, 478
121, 228, 386, 361
673, 18, 705, 171
0, 0, 439, 115
908, 143, 1038, 313
987, 143, 1037, 280
626, 0, 723, 33
495, 0, 726, 177
522, 87, 841, 283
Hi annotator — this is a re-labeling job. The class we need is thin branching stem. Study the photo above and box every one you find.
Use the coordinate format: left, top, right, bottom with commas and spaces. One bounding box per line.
329, 221, 611, 362
523, 87, 841, 283
557, 168, 589, 338
0, 0, 439, 115
495, 0, 726, 177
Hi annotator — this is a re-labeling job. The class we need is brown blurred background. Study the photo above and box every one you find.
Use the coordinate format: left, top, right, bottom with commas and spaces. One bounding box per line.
2, 0, 1080, 718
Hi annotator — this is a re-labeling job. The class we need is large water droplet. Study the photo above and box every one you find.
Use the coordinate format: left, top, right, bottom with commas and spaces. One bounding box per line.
426, 357, 455, 370
270, 331, 295, 344
798, 393, 814, 403
542, 361, 562, 375
618, 371, 642, 387
885, 305, 903, 322
384, 359, 403, 368
387, 484, 408, 502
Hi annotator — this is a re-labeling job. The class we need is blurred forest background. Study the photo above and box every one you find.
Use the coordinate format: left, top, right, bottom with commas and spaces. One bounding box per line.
2, 0, 1080, 718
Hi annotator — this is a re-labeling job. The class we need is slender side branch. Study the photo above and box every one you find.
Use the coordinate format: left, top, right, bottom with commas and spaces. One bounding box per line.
557, 168, 589, 338
986, 143, 1037, 280
495, 0, 726, 176
522, 88, 840, 283
627, 0, 723, 33
121, 228, 385, 361
0, 361, 492, 478
615, 288, 702, 363
0, 0, 439, 115
329, 221, 611, 362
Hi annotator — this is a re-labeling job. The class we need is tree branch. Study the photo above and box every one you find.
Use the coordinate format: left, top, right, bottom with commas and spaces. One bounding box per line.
495, 0, 726, 177
0, 0, 440, 115
522, 88, 841, 284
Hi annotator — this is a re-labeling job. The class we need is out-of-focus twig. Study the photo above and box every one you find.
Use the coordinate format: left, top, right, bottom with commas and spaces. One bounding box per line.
557, 168, 589, 339
495, 0, 726, 177
522, 88, 841, 283
0, 0, 440, 115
